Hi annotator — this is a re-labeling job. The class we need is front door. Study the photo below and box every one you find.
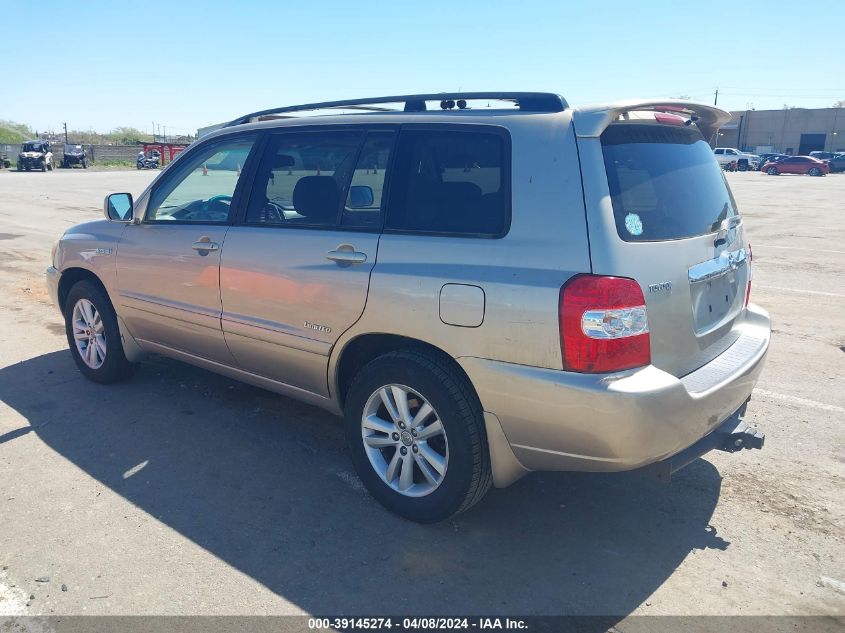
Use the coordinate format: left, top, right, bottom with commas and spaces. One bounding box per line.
220, 128, 395, 395
117, 135, 257, 363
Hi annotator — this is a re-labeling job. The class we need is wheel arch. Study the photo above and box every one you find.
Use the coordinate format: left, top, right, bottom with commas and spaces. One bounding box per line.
332, 333, 479, 411
58, 267, 110, 313
58, 266, 146, 362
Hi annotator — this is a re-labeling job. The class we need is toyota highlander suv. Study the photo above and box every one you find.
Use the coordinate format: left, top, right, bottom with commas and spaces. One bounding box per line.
46, 93, 770, 523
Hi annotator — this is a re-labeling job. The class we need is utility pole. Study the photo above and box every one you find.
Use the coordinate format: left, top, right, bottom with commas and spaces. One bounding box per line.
152, 121, 156, 143
714, 88, 719, 106
63, 122, 68, 144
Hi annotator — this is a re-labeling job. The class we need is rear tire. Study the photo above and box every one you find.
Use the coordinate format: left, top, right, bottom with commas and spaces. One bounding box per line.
808, 167, 822, 176
344, 349, 492, 523
64, 280, 138, 384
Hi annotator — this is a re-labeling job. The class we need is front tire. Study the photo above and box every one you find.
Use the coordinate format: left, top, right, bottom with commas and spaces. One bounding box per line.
767, 166, 779, 175
344, 349, 492, 523
64, 280, 137, 383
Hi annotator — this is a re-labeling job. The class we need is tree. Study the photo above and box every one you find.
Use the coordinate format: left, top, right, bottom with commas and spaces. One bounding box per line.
834, 100, 845, 108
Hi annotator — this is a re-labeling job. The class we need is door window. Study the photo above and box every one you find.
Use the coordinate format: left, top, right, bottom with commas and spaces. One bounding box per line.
385, 129, 509, 237
147, 138, 255, 223
342, 131, 395, 229
245, 130, 364, 227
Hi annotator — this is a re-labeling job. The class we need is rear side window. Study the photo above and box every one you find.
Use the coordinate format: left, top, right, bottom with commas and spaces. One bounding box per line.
601, 123, 739, 242
386, 129, 509, 237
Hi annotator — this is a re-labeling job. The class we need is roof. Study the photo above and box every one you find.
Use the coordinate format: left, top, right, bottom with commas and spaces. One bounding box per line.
206, 94, 731, 144
224, 92, 569, 128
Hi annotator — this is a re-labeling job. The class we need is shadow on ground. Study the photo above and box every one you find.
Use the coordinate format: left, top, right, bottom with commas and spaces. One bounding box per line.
0, 351, 728, 617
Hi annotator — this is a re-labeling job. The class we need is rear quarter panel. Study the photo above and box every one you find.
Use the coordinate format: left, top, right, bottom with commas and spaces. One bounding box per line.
331, 112, 591, 386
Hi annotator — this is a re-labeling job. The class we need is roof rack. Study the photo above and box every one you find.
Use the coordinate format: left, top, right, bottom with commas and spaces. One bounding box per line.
224, 92, 568, 127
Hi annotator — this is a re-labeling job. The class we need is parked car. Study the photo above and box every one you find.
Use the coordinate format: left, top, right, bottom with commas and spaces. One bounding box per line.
46, 94, 770, 522
758, 153, 788, 166
809, 151, 836, 161
761, 155, 829, 176
62, 144, 88, 169
824, 153, 845, 173
17, 140, 53, 172
714, 147, 759, 171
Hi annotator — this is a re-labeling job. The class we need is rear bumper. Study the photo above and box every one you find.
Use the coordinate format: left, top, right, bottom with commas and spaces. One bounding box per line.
458, 303, 770, 479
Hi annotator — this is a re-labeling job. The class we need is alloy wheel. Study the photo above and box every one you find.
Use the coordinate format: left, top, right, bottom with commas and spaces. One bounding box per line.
71, 298, 107, 369
361, 384, 449, 497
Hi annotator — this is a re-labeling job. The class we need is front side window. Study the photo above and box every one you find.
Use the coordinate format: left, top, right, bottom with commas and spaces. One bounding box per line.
385, 129, 508, 236
147, 138, 255, 223
246, 131, 364, 227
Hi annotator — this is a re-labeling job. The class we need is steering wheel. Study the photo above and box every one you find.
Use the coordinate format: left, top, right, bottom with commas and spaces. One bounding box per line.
263, 201, 286, 224
205, 194, 232, 209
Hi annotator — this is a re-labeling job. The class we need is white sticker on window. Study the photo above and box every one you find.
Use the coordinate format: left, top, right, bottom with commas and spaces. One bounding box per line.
625, 213, 643, 236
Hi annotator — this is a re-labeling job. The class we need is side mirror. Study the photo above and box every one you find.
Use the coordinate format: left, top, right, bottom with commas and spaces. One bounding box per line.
104, 193, 133, 222
348, 185, 375, 208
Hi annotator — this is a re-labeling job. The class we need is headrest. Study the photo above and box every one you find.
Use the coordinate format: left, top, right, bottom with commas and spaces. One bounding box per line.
292, 176, 340, 222
271, 154, 295, 168
441, 181, 483, 200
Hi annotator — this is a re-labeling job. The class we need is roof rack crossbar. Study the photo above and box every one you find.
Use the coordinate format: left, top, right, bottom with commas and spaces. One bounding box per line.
224, 92, 568, 127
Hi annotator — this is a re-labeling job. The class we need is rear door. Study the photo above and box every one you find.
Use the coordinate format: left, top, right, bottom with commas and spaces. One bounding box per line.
219, 128, 395, 396
576, 114, 751, 377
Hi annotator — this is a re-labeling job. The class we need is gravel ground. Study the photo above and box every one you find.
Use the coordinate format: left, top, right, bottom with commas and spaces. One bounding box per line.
0, 168, 842, 620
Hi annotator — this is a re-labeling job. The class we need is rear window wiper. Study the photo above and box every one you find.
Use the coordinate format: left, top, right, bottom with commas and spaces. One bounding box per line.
712, 213, 742, 247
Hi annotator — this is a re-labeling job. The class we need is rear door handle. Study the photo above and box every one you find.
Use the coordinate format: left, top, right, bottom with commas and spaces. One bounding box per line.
326, 245, 367, 266
192, 240, 220, 255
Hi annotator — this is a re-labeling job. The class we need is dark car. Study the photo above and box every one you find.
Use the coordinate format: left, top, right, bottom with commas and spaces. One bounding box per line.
62, 144, 88, 168
823, 153, 845, 173
809, 151, 836, 161
762, 155, 829, 176
758, 153, 788, 166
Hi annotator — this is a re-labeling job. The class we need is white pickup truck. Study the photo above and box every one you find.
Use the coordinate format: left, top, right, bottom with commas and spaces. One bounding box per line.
714, 148, 760, 171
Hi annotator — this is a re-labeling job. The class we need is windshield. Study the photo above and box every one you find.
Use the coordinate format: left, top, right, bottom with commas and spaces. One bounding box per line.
22, 143, 43, 152
66, 145, 83, 152
601, 123, 739, 242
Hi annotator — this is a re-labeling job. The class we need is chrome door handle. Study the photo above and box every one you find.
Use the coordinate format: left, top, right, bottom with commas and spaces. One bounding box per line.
326, 245, 367, 265
192, 240, 220, 255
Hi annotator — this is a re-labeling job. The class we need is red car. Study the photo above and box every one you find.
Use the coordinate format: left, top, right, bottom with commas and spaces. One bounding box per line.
761, 155, 829, 176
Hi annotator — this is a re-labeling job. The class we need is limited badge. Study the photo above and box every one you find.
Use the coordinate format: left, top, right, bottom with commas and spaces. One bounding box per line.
625, 213, 643, 236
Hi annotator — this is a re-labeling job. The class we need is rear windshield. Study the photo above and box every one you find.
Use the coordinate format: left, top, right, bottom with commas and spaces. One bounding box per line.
601, 123, 738, 242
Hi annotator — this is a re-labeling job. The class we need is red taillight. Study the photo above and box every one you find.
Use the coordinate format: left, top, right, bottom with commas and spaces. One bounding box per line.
559, 275, 651, 373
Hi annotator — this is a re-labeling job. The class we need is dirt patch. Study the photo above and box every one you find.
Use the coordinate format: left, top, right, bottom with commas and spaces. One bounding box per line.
722, 467, 843, 539
44, 321, 66, 336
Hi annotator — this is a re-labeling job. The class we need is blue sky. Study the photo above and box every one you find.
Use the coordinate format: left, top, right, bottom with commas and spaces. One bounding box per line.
3, 1, 844, 134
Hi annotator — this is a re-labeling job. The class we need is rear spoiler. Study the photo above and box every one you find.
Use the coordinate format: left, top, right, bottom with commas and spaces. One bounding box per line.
573, 99, 732, 144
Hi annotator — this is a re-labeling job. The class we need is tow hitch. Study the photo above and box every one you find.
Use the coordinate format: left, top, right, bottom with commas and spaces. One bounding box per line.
644, 400, 765, 481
